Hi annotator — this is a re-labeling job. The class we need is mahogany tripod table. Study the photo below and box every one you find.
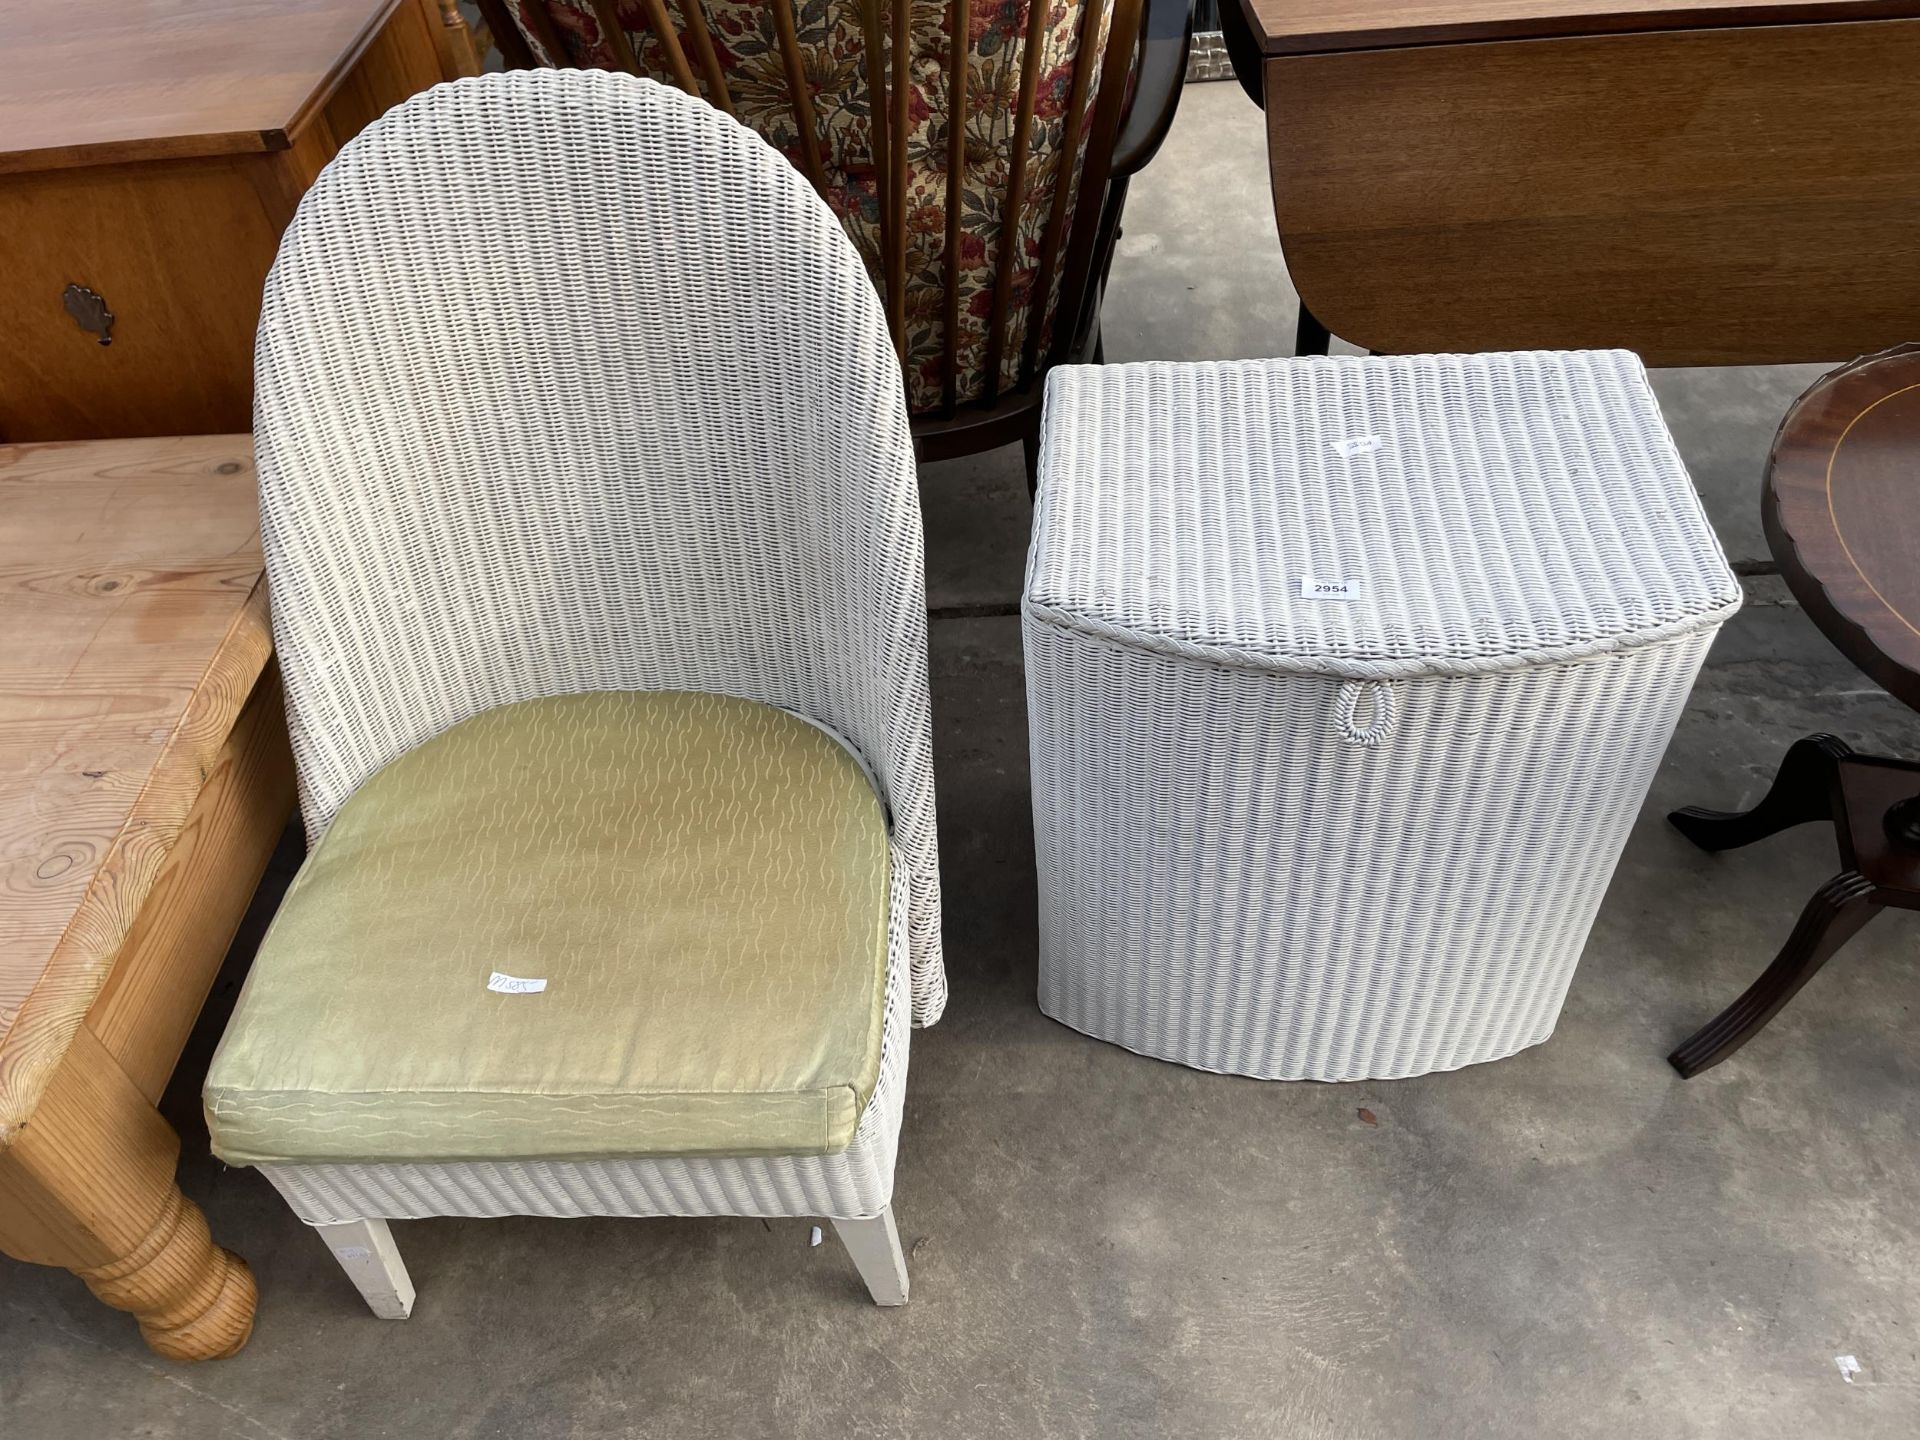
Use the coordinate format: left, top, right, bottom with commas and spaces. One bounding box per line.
1668, 346, 1920, 1075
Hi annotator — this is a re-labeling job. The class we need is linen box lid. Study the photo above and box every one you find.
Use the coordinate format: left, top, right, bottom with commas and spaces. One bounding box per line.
1024, 351, 1743, 681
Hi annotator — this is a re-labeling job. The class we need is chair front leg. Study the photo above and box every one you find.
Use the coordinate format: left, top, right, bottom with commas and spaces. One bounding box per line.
313, 1217, 416, 1319
831, 1205, 909, 1307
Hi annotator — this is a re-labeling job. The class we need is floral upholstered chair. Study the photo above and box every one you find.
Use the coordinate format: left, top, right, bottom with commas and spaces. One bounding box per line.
472, 0, 1190, 472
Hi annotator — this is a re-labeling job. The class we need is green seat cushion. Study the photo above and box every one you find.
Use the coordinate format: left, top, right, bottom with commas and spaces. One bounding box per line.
205, 690, 890, 1166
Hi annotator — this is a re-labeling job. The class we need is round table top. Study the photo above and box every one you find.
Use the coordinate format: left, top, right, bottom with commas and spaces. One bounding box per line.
1765, 343, 1920, 713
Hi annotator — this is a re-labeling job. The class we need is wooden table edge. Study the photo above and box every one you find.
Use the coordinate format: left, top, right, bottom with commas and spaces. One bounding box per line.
279, 0, 413, 157
1235, 0, 1920, 54
0, 579, 276, 1146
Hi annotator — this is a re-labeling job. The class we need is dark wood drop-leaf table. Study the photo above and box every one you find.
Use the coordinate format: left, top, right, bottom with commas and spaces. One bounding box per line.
1668, 344, 1920, 1076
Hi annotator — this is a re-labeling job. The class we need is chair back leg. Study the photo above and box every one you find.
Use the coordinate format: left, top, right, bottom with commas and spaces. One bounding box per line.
830, 1206, 909, 1306
314, 1218, 416, 1319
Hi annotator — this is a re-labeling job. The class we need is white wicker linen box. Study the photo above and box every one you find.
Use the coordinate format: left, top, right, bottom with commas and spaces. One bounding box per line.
1022, 351, 1742, 1081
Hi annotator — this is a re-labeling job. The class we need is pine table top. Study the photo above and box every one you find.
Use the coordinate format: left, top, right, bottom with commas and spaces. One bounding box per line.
0, 435, 269, 1139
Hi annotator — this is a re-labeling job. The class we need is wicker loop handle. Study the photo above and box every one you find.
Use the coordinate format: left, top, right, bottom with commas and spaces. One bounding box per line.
1334, 680, 1398, 747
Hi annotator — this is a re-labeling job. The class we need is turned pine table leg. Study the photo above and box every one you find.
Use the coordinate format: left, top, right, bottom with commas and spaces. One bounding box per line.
0, 1027, 255, 1361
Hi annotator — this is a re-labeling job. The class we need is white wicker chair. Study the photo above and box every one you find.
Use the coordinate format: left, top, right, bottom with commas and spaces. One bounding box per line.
220, 70, 942, 1313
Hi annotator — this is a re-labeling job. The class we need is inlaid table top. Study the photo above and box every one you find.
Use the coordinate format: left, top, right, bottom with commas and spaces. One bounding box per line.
1764, 345, 1920, 714
0, 435, 267, 1140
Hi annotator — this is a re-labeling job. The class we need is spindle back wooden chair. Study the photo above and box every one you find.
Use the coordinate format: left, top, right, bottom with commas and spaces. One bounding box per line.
472, 0, 1190, 472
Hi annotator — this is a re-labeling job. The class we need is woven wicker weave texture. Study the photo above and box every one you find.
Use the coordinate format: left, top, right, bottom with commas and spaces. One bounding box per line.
1024, 352, 1741, 1081
250, 71, 937, 1222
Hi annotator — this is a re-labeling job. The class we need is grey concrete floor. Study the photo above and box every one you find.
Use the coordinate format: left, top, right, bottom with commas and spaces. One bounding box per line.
5, 80, 1918, 1439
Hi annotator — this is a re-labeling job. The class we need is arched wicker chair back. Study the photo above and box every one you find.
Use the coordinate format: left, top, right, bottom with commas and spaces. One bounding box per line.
474, 0, 1162, 461
255, 71, 945, 1022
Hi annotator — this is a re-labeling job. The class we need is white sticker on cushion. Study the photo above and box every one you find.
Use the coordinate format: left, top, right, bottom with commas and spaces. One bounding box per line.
487, 972, 548, 994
